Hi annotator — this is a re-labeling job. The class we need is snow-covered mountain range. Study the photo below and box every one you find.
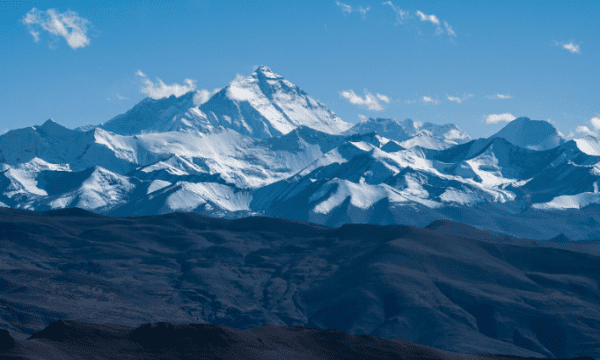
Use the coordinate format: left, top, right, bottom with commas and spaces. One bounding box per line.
343, 117, 471, 150
3, 66, 600, 239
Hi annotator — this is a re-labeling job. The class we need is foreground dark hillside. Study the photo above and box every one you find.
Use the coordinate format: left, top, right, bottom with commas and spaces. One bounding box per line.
1, 320, 596, 360
0, 208, 599, 358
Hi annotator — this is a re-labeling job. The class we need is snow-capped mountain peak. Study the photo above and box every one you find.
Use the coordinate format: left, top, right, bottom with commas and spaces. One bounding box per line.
32, 118, 72, 135
254, 65, 283, 79
490, 117, 565, 151
93, 66, 352, 139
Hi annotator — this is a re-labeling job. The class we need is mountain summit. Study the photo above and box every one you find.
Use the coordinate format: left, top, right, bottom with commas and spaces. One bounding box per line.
96, 66, 352, 138
490, 117, 565, 151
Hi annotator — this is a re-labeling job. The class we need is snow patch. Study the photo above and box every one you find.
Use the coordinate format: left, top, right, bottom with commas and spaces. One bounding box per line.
311, 179, 403, 214
440, 188, 480, 205
147, 180, 172, 194
574, 136, 600, 156
532, 192, 600, 210
165, 182, 251, 212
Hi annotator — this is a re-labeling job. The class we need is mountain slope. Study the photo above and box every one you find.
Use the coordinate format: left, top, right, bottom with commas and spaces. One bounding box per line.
0, 119, 140, 174
573, 135, 600, 156
252, 134, 600, 238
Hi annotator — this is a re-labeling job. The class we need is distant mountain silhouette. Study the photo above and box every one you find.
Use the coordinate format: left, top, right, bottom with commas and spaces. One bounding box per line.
550, 233, 572, 243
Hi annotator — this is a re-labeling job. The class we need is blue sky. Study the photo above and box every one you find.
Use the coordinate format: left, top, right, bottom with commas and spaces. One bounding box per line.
1, 0, 599, 139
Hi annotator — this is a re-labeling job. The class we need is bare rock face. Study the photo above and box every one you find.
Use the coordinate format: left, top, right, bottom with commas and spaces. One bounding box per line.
0, 329, 15, 351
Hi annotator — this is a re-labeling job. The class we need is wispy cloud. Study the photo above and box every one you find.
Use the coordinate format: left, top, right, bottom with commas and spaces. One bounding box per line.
22, 8, 91, 49
563, 43, 580, 53
416, 10, 439, 25
563, 42, 580, 54
340, 89, 386, 111
115, 93, 128, 100
376, 93, 390, 103
484, 113, 516, 124
336, 1, 370, 16
444, 21, 456, 37
136, 70, 197, 99
448, 93, 475, 103
416, 10, 441, 36
381, 4, 455, 39
382, 1, 408, 24
192, 88, 220, 106
415, 10, 455, 38
486, 93, 512, 99
422, 96, 438, 104
573, 116, 600, 137
553, 40, 581, 54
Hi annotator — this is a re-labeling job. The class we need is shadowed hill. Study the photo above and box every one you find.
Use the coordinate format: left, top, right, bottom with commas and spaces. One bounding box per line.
0, 207, 599, 358
0, 320, 596, 360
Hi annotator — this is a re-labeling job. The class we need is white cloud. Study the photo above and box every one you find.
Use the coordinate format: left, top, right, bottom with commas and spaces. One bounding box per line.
30, 30, 40, 42
448, 94, 474, 103
553, 40, 581, 54
336, 1, 352, 14
416, 10, 439, 24
487, 93, 512, 99
422, 96, 438, 104
376, 93, 390, 103
562, 42, 580, 54
484, 113, 517, 124
358, 114, 368, 122
115, 93, 127, 100
336, 1, 370, 16
22, 8, 91, 49
575, 126, 594, 136
444, 21, 456, 37
415, 10, 455, 38
574, 117, 600, 137
382, 1, 408, 24
192, 88, 220, 106
340, 89, 385, 111
590, 117, 600, 131
136, 70, 197, 100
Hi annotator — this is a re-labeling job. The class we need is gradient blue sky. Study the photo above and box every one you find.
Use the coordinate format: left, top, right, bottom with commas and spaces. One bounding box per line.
1, 0, 599, 139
